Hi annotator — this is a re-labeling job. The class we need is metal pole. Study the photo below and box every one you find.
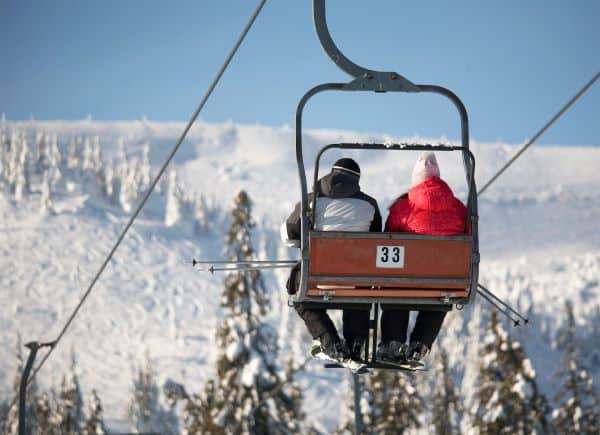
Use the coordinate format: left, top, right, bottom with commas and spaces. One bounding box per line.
353, 373, 364, 435
19, 342, 39, 435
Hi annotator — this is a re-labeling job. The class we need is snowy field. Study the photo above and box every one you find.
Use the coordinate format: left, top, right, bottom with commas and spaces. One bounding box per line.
1, 119, 599, 432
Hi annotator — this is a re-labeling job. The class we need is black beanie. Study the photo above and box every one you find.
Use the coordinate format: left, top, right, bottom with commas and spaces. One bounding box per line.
332, 158, 360, 177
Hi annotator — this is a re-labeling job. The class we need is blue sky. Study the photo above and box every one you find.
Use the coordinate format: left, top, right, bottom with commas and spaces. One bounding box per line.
1, 0, 598, 145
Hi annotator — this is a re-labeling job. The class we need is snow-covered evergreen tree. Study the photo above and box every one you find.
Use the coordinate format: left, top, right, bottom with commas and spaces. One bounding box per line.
372, 370, 423, 434
54, 352, 85, 433
47, 133, 62, 189
6, 132, 27, 202
138, 143, 151, 193
164, 168, 181, 227
66, 136, 79, 169
81, 137, 94, 172
335, 374, 374, 435
552, 301, 600, 434
39, 170, 54, 215
430, 349, 463, 435
82, 390, 108, 435
97, 157, 114, 199
472, 310, 551, 434
0, 399, 9, 434
194, 194, 207, 233
191, 190, 304, 434
336, 364, 424, 433
181, 379, 224, 434
21, 135, 32, 194
112, 139, 137, 212
12, 161, 25, 202
91, 136, 102, 173
34, 131, 47, 174
128, 353, 178, 434
34, 391, 60, 434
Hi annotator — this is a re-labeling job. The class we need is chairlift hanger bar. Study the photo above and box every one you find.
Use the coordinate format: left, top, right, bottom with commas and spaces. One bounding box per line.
313, 0, 418, 92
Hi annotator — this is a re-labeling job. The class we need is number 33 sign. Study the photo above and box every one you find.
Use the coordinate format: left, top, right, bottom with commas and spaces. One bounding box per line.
376, 245, 405, 268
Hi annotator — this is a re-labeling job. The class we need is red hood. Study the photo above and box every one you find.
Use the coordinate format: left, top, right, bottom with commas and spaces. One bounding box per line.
408, 176, 456, 212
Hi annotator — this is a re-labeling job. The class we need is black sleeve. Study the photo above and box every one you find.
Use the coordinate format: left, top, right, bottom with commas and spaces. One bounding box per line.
369, 202, 382, 232
285, 193, 315, 242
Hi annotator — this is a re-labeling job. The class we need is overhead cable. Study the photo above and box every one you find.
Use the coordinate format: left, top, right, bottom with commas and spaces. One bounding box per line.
478, 71, 599, 195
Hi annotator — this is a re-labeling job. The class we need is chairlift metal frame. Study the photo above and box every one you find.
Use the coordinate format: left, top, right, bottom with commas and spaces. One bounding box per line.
289, 0, 480, 310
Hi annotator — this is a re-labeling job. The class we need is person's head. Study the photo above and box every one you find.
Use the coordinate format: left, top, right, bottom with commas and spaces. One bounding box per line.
411, 151, 440, 186
331, 158, 361, 179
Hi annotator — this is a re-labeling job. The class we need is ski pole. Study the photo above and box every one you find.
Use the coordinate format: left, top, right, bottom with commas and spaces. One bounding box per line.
191, 259, 296, 266
201, 264, 294, 274
477, 290, 521, 326
478, 283, 529, 323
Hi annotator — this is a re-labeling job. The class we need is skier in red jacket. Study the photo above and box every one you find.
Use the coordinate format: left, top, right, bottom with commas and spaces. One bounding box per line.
379, 151, 467, 366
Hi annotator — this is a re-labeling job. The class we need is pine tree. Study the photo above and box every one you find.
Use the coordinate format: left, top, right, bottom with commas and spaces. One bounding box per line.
138, 143, 151, 193
336, 367, 423, 434
191, 190, 304, 434
181, 380, 224, 434
552, 301, 600, 434
47, 133, 62, 189
472, 311, 550, 434
128, 353, 178, 434
34, 391, 60, 434
81, 137, 93, 172
0, 398, 10, 434
18, 133, 32, 194
373, 371, 423, 434
54, 352, 84, 433
431, 349, 463, 435
194, 194, 208, 234
39, 170, 54, 215
164, 168, 181, 227
82, 390, 108, 434
113, 139, 136, 212
335, 374, 374, 435
66, 136, 79, 169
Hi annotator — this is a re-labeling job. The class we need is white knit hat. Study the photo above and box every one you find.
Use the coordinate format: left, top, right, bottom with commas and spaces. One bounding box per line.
411, 151, 440, 186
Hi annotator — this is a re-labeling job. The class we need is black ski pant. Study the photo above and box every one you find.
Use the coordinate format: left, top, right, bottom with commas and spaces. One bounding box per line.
295, 304, 370, 343
380, 307, 447, 349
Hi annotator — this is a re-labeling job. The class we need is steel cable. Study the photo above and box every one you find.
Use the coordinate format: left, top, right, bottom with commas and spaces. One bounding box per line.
478, 71, 599, 195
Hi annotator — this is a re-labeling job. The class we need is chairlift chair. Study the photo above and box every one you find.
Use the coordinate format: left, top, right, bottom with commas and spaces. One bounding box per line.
289, 0, 480, 316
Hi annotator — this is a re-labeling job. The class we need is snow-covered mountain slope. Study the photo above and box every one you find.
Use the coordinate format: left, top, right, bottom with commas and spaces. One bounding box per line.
1, 119, 599, 431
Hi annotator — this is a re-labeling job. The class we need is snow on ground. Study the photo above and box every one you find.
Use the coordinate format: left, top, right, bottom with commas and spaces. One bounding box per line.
1, 119, 599, 431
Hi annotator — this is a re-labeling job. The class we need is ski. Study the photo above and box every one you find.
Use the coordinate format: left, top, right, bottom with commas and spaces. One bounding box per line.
375, 359, 427, 372
323, 361, 370, 374
309, 340, 369, 374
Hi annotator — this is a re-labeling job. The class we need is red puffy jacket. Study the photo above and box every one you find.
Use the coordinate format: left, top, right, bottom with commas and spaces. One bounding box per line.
385, 176, 467, 235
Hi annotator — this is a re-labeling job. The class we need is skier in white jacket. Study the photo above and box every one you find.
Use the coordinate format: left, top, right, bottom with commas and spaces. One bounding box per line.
281, 158, 381, 365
